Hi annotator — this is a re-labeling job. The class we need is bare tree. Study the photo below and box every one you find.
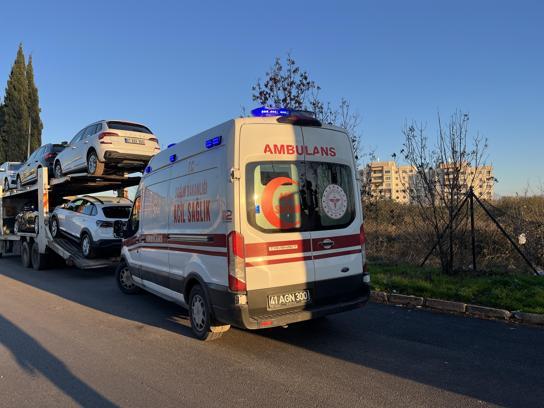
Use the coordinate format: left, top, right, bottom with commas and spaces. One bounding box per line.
251, 53, 366, 165
401, 111, 489, 274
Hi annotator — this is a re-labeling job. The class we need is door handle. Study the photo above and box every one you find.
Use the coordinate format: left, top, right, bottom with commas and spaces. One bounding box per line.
318, 239, 335, 249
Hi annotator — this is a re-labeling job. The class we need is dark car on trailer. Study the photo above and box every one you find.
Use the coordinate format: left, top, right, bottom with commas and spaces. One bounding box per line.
16, 143, 66, 188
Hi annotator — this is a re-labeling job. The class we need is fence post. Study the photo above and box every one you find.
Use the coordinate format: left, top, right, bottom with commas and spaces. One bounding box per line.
469, 188, 477, 272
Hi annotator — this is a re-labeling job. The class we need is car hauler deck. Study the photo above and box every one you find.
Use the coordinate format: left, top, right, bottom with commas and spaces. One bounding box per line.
0, 168, 140, 269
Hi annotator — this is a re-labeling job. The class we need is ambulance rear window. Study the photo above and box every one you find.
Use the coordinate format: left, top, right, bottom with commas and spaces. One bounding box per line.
246, 161, 355, 233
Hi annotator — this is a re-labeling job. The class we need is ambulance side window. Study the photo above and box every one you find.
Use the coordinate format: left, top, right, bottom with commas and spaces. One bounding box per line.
128, 196, 141, 235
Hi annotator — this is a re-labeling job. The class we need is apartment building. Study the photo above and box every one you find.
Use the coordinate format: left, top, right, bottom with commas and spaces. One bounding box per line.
362, 161, 494, 203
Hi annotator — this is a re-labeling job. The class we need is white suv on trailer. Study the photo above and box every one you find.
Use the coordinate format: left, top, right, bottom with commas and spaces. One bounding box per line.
0, 162, 23, 191
53, 120, 160, 178
50, 195, 132, 258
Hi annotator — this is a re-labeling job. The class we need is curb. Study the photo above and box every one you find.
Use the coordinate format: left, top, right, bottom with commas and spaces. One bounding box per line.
370, 290, 543, 326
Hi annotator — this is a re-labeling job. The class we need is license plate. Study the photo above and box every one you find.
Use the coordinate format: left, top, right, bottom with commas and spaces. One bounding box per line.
268, 290, 311, 310
125, 137, 145, 145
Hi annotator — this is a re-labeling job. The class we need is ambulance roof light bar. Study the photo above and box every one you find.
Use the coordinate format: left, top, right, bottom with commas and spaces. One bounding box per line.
251, 106, 321, 126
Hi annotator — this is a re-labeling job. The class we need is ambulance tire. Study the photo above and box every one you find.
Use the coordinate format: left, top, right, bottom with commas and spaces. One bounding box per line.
21, 241, 32, 268
115, 261, 141, 294
189, 285, 228, 341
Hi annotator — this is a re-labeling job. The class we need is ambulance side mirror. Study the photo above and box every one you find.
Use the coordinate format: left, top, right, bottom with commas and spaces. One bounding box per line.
113, 220, 128, 239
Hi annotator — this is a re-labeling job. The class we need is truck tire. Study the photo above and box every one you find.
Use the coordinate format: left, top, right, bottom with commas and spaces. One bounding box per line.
189, 285, 229, 341
31, 243, 47, 270
87, 151, 105, 177
21, 241, 32, 268
115, 262, 141, 294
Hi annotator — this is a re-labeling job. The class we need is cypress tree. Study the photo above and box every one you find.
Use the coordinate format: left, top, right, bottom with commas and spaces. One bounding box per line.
2, 44, 29, 162
0, 104, 5, 162
26, 55, 42, 153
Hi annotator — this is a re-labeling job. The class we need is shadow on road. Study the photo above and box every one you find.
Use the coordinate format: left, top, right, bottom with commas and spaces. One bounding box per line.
0, 314, 118, 407
1, 257, 544, 407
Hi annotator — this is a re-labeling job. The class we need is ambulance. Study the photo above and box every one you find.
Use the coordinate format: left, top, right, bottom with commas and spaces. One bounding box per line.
114, 107, 370, 340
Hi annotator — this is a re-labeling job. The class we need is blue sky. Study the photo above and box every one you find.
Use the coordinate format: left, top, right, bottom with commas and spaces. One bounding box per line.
1, 0, 542, 195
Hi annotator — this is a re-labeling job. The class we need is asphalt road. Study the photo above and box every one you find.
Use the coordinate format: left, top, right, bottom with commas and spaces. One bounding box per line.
0, 256, 543, 408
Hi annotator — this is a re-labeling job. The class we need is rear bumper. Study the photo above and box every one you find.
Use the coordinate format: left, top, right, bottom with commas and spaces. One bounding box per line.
103, 151, 153, 167
209, 275, 371, 330
93, 238, 122, 251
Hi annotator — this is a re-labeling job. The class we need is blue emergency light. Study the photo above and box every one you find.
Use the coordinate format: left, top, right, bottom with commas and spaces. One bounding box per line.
167, 143, 176, 148
144, 166, 152, 174
205, 136, 222, 149
169, 154, 177, 163
251, 106, 291, 117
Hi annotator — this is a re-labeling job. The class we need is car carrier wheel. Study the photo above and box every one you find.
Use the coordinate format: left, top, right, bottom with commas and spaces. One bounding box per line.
31, 243, 47, 270
21, 241, 32, 268
189, 285, 229, 341
87, 151, 105, 177
115, 262, 141, 294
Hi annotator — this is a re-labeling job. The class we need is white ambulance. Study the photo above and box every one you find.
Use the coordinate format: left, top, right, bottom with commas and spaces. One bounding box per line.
114, 108, 370, 340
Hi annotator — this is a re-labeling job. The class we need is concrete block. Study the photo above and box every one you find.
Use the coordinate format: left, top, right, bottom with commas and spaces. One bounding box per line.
370, 291, 388, 303
388, 293, 424, 307
512, 311, 544, 325
425, 298, 466, 313
466, 304, 511, 320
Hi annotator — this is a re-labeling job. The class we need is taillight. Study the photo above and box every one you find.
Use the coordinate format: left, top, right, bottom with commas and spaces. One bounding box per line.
98, 131, 118, 140
44, 153, 56, 160
96, 220, 114, 228
227, 231, 246, 292
149, 137, 159, 144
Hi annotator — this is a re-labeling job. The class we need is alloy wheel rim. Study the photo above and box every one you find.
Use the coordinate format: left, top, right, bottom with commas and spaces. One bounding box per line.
51, 220, 58, 236
191, 295, 206, 331
82, 236, 90, 255
88, 155, 97, 173
3, 180, 8, 191
55, 165, 62, 178
119, 267, 134, 289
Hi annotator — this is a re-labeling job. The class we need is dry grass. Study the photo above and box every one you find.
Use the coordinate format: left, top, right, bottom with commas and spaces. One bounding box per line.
364, 196, 544, 274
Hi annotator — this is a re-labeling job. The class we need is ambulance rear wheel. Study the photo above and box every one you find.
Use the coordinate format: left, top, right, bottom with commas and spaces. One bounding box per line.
21, 241, 32, 268
189, 285, 229, 341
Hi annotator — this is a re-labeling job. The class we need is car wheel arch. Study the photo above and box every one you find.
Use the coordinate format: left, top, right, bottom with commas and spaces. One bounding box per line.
80, 228, 94, 241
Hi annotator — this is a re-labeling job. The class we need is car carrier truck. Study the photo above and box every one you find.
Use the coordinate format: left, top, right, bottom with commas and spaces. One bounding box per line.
0, 167, 139, 270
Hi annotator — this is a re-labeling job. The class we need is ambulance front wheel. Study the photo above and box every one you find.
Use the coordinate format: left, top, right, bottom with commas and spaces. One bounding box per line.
189, 285, 230, 341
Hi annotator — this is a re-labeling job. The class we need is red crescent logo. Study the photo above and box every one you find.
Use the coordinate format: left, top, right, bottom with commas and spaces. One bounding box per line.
261, 177, 300, 229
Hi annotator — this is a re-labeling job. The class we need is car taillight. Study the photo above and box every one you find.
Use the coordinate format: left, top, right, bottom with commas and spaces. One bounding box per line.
96, 220, 114, 228
98, 132, 118, 140
227, 231, 246, 292
44, 153, 56, 160
149, 137, 159, 144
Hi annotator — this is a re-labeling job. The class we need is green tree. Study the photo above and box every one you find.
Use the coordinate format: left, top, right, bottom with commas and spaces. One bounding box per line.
0, 104, 5, 162
26, 55, 43, 153
2, 44, 29, 162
